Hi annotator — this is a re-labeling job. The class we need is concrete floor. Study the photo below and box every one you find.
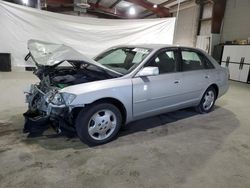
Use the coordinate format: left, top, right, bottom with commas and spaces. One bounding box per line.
0, 71, 250, 188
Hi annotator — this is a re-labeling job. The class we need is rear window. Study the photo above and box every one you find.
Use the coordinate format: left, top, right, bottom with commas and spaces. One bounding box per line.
181, 50, 214, 71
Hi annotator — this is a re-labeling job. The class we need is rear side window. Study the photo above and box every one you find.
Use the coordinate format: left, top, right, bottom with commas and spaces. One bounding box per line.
202, 55, 215, 69
181, 51, 204, 71
181, 50, 214, 71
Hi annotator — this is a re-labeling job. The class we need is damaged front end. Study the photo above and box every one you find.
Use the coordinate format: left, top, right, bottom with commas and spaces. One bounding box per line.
23, 76, 77, 137
23, 40, 120, 137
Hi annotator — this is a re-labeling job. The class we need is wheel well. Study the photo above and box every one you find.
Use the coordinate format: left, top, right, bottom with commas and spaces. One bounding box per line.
210, 84, 219, 99
71, 98, 127, 124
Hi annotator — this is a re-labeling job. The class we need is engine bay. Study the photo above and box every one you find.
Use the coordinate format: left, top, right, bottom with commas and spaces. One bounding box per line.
35, 62, 114, 89
26, 61, 116, 114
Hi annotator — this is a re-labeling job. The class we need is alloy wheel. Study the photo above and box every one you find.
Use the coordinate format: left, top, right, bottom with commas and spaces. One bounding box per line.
87, 109, 117, 141
202, 90, 215, 111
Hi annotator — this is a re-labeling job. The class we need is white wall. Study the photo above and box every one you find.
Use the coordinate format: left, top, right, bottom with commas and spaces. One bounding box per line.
199, 3, 212, 36
222, 0, 250, 42
171, 3, 199, 47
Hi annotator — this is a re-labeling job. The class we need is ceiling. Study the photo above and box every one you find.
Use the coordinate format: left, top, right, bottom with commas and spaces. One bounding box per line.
4, 0, 191, 18
44, 0, 192, 18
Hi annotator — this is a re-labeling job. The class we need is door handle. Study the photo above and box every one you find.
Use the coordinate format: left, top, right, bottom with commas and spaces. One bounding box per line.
205, 75, 209, 79
174, 80, 180, 84
240, 63, 244, 70
239, 57, 245, 70
226, 56, 230, 67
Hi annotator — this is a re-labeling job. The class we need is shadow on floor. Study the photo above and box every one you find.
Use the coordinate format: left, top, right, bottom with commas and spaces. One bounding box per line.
5, 105, 238, 150
102, 106, 238, 148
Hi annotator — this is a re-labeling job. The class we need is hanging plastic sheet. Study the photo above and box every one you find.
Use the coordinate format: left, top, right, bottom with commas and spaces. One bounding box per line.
0, 0, 175, 67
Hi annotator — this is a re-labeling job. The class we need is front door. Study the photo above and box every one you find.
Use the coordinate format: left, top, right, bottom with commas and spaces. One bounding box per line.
132, 48, 183, 118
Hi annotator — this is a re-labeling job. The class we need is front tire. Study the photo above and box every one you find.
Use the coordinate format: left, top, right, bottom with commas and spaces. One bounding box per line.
196, 87, 216, 114
75, 103, 122, 146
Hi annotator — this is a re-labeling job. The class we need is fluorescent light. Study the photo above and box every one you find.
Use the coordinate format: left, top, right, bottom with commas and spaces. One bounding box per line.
128, 7, 136, 16
22, 0, 28, 5
153, 4, 157, 8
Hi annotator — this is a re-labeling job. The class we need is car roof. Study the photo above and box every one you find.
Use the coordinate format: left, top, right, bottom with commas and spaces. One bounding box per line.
112, 44, 204, 52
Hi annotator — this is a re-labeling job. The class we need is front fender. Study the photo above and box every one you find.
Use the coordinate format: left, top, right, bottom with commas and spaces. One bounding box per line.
61, 78, 133, 123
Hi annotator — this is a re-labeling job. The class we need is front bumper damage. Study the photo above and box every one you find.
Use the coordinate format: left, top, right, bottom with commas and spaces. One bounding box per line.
23, 85, 76, 138
23, 111, 50, 137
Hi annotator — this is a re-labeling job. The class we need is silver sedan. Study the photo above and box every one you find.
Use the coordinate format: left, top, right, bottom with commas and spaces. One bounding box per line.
24, 40, 229, 145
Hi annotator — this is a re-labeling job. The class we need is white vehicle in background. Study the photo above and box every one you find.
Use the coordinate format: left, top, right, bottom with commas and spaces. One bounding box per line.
24, 40, 229, 145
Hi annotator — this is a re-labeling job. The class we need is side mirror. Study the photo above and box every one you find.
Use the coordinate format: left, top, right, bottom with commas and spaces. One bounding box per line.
136, 67, 159, 77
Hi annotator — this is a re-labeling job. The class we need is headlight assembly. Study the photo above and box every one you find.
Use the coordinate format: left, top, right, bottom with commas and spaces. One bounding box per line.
61, 93, 76, 105
51, 93, 64, 105
48, 92, 76, 106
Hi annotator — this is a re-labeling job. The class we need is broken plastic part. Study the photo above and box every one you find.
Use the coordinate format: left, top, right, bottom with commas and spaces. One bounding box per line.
23, 110, 50, 137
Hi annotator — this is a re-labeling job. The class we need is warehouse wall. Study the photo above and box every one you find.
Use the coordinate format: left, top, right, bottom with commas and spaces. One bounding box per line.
222, 0, 250, 42
171, 3, 199, 47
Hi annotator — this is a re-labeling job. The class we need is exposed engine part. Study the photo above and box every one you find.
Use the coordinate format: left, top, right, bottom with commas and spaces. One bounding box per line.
24, 60, 115, 137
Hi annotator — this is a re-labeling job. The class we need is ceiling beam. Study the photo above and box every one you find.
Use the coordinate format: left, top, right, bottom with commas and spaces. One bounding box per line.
168, 0, 193, 11
46, 0, 73, 4
45, 1, 126, 18
110, 0, 123, 8
44, 0, 172, 18
195, 0, 215, 4
95, 0, 102, 5
160, 0, 191, 8
139, 9, 149, 16
160, 0, 178, 7
45, 0, 122, 15
85, 11, 120, 18
88, 2, 126, 18
142, 12, 155, 18
46, 5, 73, 12
45, 0, 73, 11
124, 0, 171, 17
211, 0, 227, 33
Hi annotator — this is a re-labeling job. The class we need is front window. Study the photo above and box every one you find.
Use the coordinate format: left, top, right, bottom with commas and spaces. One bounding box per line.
146, 50, 177, 74
95, 47, 151, 74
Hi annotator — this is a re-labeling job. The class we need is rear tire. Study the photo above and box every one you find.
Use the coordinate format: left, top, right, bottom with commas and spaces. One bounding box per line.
196, 87, 216, 114
75, 103, 122, 146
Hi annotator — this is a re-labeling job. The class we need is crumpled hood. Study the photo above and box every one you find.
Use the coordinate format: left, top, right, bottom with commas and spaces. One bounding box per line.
27, 39, 121, 75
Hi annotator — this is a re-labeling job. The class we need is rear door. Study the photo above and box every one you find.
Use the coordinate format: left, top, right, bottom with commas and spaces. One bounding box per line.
177, 48, 214, 104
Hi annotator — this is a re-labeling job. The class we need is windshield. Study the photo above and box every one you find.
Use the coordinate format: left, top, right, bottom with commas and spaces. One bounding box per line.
94, 47, 151, 74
